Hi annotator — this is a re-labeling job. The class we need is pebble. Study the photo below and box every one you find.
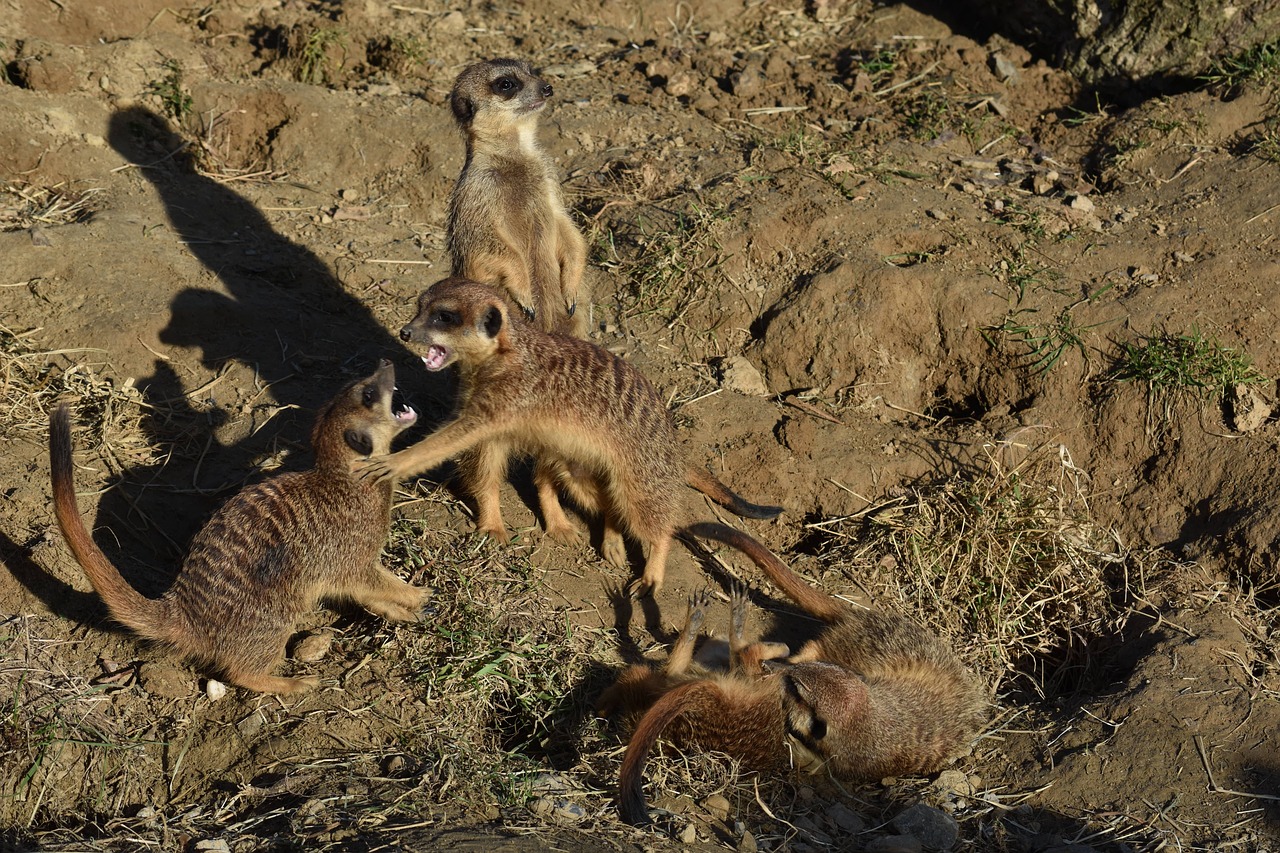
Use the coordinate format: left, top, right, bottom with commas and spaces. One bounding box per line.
720, 355, 769, 397
826, 801, 865, 833
193, 841, 230, 853
1067, 194, 1094, 212
866, 835, 923, 853
738, 830, 758, 853
236, 710, 265, 738
681, 823, 698, 844
289, 630, 334, 663
932, 768, 975, 797
527, 796, 586, 823
892, 803, 959, 850
702, 793, 731, 821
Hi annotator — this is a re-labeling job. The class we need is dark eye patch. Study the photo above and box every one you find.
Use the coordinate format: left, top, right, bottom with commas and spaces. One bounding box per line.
490, 75, 521, 98
361, 385, 377, 407
783, 674, 827, 754
430, 309, 461, 326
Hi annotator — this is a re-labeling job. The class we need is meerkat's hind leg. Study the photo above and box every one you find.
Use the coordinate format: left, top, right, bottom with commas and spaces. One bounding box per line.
728, 583, 789, 678
664, 588, 713, 677
224, 665, 320, 695
345, 568, 426, 623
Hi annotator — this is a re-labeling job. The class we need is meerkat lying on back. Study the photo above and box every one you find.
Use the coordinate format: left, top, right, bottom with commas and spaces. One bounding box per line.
448, 58, 587, 337
359, 277, 781, 594
50, 360, 423, 695
600, 523, 988, 824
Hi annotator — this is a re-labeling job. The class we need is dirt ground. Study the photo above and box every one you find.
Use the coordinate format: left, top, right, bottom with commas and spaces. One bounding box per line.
1, 1, 1278, 851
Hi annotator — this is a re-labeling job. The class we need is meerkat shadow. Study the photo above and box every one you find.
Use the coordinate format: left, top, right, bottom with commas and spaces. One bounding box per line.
0, 529, 106, 627
83, 106, 444, 606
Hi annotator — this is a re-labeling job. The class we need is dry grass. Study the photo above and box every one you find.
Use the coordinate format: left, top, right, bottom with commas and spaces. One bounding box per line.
0, 181, 101, 232
0, 326, 153, 462
804, 441, 1152, 698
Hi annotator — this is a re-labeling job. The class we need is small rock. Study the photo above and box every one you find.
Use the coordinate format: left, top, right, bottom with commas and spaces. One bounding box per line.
681, 823, 698, 844
720, 355, 770, 396
205, 679, 227, 701
932, 768, 974, 797
926, 208, 950, 221
135, 806, 156, 821
29, 226, 52, 247
382, 755, 406, 775
527, 796, 586, 824
1067, 194, 1094, 212
826, 801, 865, 833
866, 835, 923, 853
1230, 383, 1272, 432
437, 10, 466, 32
703, 793, 731, 821
236, 710, 265, 738
892, 803, 959, 850
738, 830, 758, 853
991, 52, 1020, 83
193, 841, 230, 853
289, 630, 334, 663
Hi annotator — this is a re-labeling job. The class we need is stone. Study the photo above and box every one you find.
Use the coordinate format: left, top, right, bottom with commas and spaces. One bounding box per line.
703, 793, 731, 821
289, 630, 334, 662
892, 803, 959, 850
826, 801, 865, 833
1230, 383, 1272, 433
720, 355, 770, 397
866, 835, 923, 853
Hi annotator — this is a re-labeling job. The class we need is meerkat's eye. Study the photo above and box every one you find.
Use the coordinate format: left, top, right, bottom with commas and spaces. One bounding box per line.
430, 309, 460, 326
491, 76, 521, 97
361, 385, 377, 407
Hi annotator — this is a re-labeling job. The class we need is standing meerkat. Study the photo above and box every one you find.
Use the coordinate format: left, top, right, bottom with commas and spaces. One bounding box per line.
358, 277, 781, 594
50, 360, 423, 695
447, 58, 587, 337
600, 523, 988, 824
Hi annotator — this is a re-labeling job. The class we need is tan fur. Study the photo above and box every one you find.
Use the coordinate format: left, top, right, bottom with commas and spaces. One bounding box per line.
447, 58, 586, 337
364, 277, 781, 594
50, 360, 423, 695
601, 530, 989, 823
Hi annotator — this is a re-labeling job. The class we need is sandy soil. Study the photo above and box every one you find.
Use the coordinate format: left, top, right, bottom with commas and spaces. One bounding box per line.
1, 1, 1278, 850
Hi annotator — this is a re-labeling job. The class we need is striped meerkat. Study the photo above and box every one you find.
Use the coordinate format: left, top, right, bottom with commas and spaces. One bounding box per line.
50, 360, 421, 694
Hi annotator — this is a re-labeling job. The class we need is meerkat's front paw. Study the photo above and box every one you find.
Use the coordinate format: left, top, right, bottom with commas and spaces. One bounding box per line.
354, 456, 397, 483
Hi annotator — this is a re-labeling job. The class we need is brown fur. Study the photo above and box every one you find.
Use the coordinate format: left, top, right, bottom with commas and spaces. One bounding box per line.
601, 528, 989, 824
50, 360, 423, 695
363, 277, 781, 594
447, 58, 586, 337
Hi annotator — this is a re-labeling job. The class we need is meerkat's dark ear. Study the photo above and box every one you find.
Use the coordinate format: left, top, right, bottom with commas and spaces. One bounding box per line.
480, 303, 504, 338
344, 428, 374, 457
451, 93, 474, 124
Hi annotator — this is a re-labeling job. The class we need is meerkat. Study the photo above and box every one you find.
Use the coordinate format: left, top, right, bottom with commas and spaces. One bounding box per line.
50, 360, 423, 695
602, 525, 988, 824
358, 277, 781, 594
447, 58, 587, 337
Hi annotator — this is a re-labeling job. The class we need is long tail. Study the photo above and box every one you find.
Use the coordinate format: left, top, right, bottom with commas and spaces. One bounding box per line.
49, 404, 162, 637
685, 467, 782, 520
618, 679, 721, 825
683, 522, 845, 623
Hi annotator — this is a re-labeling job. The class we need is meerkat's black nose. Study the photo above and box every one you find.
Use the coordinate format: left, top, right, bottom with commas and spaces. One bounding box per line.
399, 327, 412, 342
541, 83, 553, 98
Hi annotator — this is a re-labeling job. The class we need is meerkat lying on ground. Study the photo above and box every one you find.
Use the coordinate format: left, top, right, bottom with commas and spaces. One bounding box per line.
358, 277, 781, 594
599, 523, 988, 824
50, 360, 422, 695
447, 57, 587, 337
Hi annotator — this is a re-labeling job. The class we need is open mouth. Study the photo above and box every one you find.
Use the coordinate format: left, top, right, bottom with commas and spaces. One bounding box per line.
422, 344, 450, 371
390, 387, 418, 425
